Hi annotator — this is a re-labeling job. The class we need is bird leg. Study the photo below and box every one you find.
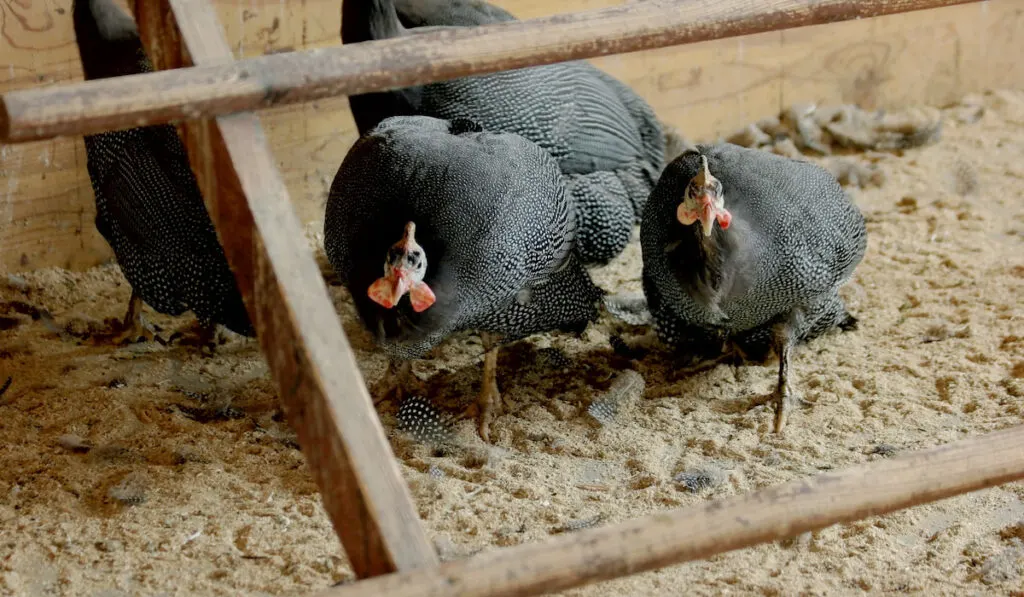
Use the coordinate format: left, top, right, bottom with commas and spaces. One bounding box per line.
105, 290, 160, 345
462, 332, 502, 443
371, 359, 423, 406
746, 323, 810, 433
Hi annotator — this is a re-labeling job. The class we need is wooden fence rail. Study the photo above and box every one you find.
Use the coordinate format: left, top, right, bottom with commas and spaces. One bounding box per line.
1, 0, 983, 143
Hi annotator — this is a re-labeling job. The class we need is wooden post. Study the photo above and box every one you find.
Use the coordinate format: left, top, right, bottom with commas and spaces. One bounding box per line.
313, 424, 1024, 597
0, 0, 984, 143
133, 0, 438, 578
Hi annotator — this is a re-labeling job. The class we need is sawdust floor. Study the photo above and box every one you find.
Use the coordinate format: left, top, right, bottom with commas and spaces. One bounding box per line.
2, 90, 1024, 597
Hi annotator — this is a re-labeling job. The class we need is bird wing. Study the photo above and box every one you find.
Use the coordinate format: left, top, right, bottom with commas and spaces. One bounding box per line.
552, 66, 651, 176
93, 127, 218, 254
585, 66, 666, 173
394, 0, 516, 27
709, 145, 865, 305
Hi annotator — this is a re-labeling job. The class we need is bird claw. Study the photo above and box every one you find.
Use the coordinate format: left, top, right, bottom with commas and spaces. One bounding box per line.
673, 347, 741, 379
371, 378, 404, 406
466, 379, 502, 443
105, 316, 163, 346
94, 293, 164, 346
371, 362, 425, 406
747, 388, 809, 434
167, 322, 219, 355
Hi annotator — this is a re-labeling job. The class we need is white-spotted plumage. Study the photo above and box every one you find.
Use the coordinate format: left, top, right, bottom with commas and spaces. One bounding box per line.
73, 0, 252, 337
396, 396, 453, 445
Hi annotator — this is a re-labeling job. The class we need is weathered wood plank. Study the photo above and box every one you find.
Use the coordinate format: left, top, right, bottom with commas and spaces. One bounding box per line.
133, 0, 438, 577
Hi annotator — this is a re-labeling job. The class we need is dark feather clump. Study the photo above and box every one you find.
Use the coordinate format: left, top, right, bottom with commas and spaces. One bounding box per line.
72, 0, 251, 336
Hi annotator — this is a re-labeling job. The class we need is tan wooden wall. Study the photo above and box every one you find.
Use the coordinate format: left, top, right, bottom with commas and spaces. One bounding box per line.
1, 0, 1022, 273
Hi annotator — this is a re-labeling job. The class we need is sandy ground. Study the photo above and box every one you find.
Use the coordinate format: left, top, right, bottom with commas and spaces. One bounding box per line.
1, 90, 1023, 597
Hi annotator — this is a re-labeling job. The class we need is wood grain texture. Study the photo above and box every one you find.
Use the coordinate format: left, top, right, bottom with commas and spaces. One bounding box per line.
2, 0, 1023, 272
0, 0, 986, 142
135, 0, 438, 577
314, 424, 1024, 597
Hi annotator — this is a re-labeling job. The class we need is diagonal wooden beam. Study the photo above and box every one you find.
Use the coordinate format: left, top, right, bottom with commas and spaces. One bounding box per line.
0, 0, 984, 143
314, 424, 1024, 597
131, 0, 437, 578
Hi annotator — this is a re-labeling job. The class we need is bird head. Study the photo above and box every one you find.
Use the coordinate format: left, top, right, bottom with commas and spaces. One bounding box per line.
367, 222, 436, 312
677, 155, 732, 237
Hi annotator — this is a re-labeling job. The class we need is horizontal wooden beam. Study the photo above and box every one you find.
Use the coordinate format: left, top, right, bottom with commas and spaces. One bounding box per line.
0, 0, 982, 142
140, 0, 438, 577
314, 424, 1024, 597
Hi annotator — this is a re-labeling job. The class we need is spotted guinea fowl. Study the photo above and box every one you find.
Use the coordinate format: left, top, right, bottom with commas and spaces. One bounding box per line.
72, 0, 252, 346
324, 115, 604, 442
342, 0, 665, 267
640, 144, 867, 432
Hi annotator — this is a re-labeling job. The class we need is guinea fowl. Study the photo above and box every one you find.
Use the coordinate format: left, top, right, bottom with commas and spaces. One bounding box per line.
324, 115, 604, 442
72, 0, 252, 346
640, 144, 867, 432
341, 0, 665, 267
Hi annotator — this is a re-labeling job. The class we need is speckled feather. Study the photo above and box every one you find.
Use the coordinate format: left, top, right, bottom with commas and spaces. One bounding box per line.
324, 116, 605, 361
72, 0, 252, 336
396, 395, 453, 445
343, 0, 664, 266
640, 143, 867, 358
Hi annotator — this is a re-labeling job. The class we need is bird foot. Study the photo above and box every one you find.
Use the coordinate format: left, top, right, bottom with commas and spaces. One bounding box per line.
168, 322, 220, 355
464, 379, 502, 443
372, 379, 408, 406
673, 348, 742, 379
371, 363, 425, 406
746, 387, 811, 433
103, 315, 162, 346
839, 312, 859, 332
93, 293, 164, 346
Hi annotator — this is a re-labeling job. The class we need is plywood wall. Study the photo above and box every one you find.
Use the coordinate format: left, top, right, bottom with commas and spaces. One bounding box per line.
1, 0, 1022, 273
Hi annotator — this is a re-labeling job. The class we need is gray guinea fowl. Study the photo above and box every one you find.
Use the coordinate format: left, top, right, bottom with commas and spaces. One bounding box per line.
72, 0, 252, 347
341, 0, 665, 267
640, 144, 867, 432
324, 115, 604, 442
